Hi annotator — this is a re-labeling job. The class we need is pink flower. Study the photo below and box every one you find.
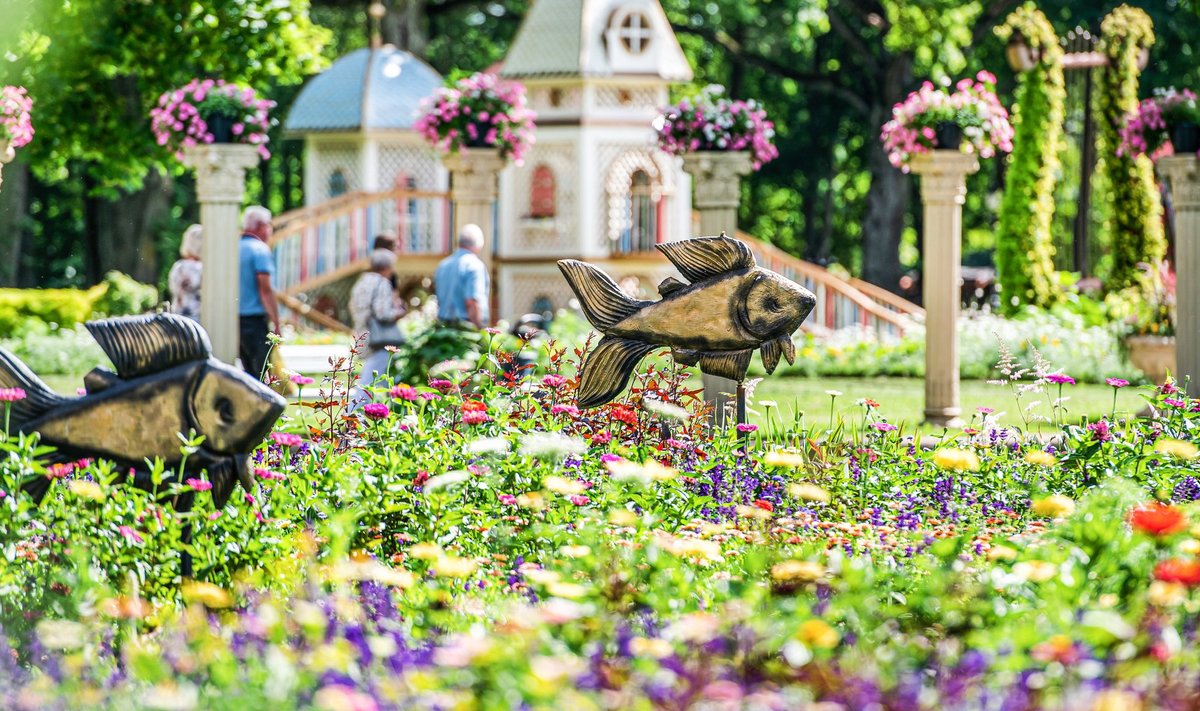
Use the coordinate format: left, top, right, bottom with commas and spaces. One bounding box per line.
254, 468, 285, 481
592, 431, 612, 445
118, 526, 143, 544
290, 374, 314, 386
389, 385, 420, 401
271, 432, 302, 447
551, 404, 579, 416
569, 495, 590, 506
1087, 420, 1113, 442
362, 403, 391, 420
185, 478, 212, 492
0, 387, 26, 402
600, 453, 621, 463
498, 494, 517, 505
1106, 378, 1130, 388
871, 422, 898, 432
428, 378, 456, 393
1164, 398, 1186, 409
1046, 373, 1075, 385
736, 423, 758, 433
542, 374, 567, 389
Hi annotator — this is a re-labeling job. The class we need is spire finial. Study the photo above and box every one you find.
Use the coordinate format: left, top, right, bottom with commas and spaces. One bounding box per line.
369, 2, 386, 49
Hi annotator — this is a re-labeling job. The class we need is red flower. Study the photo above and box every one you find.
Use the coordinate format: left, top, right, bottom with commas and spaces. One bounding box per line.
462, 399, 487, 413
610, 404, 638, 426
1154, 558, 1200, 586
1129, 502, 1188, 536
753, 499, 774, 513
413, 470, 430, 487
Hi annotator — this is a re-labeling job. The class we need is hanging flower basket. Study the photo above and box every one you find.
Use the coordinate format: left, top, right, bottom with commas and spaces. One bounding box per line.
150, 79, 275, 160
0, 85, 34, 154
655, 85, 778, 170
1118, 87, 1200, 160
880, 72, 1014, 172
415, 73, 536, 166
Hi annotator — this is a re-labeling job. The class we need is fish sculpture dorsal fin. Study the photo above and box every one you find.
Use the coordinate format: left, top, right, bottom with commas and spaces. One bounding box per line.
657, 236, 756, 284
85, 313, 213, 379
658, 277, 688, 297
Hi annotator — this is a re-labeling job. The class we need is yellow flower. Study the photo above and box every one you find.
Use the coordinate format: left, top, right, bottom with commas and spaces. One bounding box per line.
606, 458, 676, 483
1091, 689, 1143, 711
1013, 560, 1057, 583
770, 560, 825, 584
1155, 438, 1199, 460
629, 637, 673, 658
1180, 539, 1200, 556
796, 619, 839, 649
764, 450, 806, 468
432, 556, 477, 578
987, 546, 1017, 562
67, 480, 105, 502
543, 476, 585, 495
35, 619, 87, 650
608, 509, 638, 526
1148, 580, 1188, 607
1024, 450, 1057, 467
1031, 495, 1075, 518
181, 582, 233, 609
788, 483, 830, 503
559, 545, 591, 558
408, 542, 443, 560
932, 448, 980, 472
546, 582, 587, 599
517, 492, 546, 510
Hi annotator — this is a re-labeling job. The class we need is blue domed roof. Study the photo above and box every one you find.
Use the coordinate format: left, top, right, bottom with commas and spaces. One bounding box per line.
285, 46, 444, 133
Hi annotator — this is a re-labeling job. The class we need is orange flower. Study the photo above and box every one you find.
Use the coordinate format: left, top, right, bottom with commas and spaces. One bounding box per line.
1154, 558, 1200, 586
1129, 503, 1188, 536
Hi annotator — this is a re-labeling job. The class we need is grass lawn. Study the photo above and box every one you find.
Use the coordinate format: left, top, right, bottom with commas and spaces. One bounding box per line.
738, 376, 1146, 430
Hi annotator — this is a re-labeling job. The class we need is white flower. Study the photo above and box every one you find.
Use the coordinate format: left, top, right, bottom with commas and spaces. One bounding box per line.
425, 470, 471, 491
519, 431, 587, 459
36, 619, 87, 650
642, 398, 691, 422
467, 437, 510, 456
825, 390, 842, 397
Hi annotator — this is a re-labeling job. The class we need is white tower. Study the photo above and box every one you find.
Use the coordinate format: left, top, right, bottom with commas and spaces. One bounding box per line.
496, 0, 694, 322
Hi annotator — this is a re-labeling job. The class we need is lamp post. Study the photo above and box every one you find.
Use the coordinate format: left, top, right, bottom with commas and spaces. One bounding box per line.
182, 144, 262, 364
909, 150, 979, 428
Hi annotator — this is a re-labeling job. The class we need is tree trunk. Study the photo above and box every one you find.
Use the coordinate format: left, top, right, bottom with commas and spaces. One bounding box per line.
0, 156, 30, 287
91, 169, 174, 284
860, 54, 913, 294
384, 0, 427, 55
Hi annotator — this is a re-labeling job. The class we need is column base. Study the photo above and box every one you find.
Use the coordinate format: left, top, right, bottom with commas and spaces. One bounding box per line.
923, 409, 964, 429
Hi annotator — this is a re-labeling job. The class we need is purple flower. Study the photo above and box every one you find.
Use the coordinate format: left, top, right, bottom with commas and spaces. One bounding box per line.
736, 423, 758, 433
362, 403, 391, 420
872, 422, 898, 432
1105, 378, 1130, 388
1087, 420, 1113, 442
1046, 373, 1075, 385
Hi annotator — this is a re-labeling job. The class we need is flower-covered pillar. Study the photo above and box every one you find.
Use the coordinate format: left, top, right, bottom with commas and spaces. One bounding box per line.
182, 144, 262, 363
681, 151, 754, 425
1160, 155, 1200, 397
910, 151, 979, 427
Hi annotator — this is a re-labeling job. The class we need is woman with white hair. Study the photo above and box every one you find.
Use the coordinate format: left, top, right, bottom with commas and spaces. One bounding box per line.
168, 224, 203, 320
348, 247, 405, 408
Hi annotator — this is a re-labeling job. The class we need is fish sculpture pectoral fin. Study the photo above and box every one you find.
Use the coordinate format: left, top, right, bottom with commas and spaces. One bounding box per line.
672, 348, 701, 367
761, 339, 783, 374
83, 367, 122, 394
0, 348, 68, 428
557, 260, 646, 332
658, 277, 688, 297
781, 337, 796, 365
697, 350, 754, 381
577, 336, 657, 409
657, 235, 756, 283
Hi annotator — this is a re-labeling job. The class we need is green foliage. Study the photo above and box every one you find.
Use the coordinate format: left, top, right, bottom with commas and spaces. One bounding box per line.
1097, 4, 1165, 290
0, 271, 157, 336
0, 326, 109, 375
994, 6, 1064, 313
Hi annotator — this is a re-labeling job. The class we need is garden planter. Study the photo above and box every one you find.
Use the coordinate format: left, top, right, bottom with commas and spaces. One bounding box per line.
204, 113, 237, 143
934, 122, 963, 150
1125, 334, 1177, 386
1171, 121, 1200, 154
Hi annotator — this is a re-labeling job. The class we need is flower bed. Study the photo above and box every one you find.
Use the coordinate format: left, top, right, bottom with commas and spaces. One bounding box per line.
2, 342, 1200, 708
414, 72, 536, 165
656, 85, 778, 169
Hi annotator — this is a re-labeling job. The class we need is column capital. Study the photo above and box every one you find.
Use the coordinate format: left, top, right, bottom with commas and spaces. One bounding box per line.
1159, 155, 1200, 210
181, 144, 262, 203
909, 151, 980, 205
681, 150, 754, 209
444, 147, 506, 203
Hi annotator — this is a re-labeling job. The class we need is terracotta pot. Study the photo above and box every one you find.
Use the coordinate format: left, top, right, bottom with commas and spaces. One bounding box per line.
1125, 334, 1177, 386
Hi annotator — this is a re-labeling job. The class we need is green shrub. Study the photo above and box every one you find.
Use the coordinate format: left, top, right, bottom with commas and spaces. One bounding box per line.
0, 271, 158, 337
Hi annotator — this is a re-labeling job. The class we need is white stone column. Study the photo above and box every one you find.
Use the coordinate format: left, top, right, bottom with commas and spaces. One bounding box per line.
681, 151, 753, 426
445, 148, 505, 325
1160, 155, 1200, 397
0, 139, 13, 192
909, 151, 979, 428
182, 144, 262, 364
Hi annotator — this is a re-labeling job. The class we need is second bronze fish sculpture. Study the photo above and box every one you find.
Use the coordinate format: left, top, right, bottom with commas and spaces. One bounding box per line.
12, 313, 287, 508
558, 235, 816, 408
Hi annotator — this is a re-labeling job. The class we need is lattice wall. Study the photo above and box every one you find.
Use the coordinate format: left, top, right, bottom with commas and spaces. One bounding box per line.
502, 268, 577, 321
316, 143, 362, 200
597, 145, 677, 248
510, 143, 578, 254
379, 143, 445, 191
594, 86, 659, 110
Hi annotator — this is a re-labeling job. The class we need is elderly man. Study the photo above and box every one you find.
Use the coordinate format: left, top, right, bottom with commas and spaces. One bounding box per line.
238, 205, 280, 381
434, 224, 489, 329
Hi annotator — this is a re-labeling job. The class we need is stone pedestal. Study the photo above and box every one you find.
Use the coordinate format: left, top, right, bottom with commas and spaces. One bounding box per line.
910, 151, 979, 428
1160, 155, 1200, 397
682, 151, 754, 426
182, 144, 262, 364
0, 139, 13, 192
445, 148, 505, 326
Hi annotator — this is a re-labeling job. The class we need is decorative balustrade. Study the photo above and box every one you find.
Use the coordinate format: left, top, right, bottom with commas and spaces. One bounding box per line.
270, 187, 451, 295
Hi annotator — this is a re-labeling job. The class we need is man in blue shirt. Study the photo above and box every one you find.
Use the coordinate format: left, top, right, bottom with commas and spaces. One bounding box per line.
238, 205, 280, 381
434, 224, 489, 328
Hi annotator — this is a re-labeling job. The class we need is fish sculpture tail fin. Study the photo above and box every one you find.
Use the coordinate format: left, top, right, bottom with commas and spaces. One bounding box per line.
577, 336, 657, 409
0, 348, 67, 428
557, 260, 644, 332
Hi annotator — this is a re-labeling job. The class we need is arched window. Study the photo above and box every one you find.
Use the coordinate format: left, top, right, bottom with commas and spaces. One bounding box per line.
627, 169, 658, 252
529, 165, 556, 218
328, 168, 347, 198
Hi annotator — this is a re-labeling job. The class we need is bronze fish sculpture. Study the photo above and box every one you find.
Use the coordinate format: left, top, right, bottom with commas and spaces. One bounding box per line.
558, 235, 816, 408
12, 313, 287, 508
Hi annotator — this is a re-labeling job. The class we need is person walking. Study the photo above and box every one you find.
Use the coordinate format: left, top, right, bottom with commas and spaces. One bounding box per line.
434, 224, 489, 329
349, 248, 404, 409
168, 224, 203, 321
238, 205, 280, 381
